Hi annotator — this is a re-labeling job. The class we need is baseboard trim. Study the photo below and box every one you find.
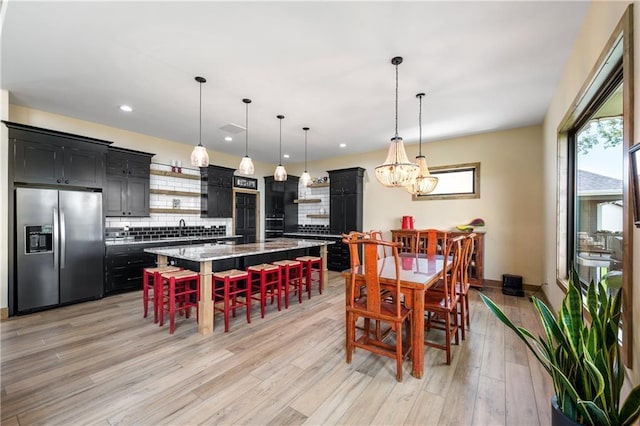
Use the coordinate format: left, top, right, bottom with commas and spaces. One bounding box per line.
482, 279, 542, 295
0, 307, 8, 320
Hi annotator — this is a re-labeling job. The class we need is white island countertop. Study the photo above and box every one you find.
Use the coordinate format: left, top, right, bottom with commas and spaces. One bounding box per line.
144, 237, 334, 262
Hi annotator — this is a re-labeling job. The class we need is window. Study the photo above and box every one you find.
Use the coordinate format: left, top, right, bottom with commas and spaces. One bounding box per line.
413, 162, 480, 201
557, 6, 633, 366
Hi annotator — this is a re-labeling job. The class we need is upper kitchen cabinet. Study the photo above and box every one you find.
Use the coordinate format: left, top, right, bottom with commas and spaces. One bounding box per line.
201, 165, 234, 218
264, 176, 298, 232
104, 147, 154, 217
328, 167, 364, 234
7, 122, 111, 188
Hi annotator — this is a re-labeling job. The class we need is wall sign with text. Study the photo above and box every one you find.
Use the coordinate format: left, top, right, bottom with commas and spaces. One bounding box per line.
234, 176, 258, 190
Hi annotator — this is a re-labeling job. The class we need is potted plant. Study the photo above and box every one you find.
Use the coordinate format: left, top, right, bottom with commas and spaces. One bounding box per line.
480, 270, 640, 426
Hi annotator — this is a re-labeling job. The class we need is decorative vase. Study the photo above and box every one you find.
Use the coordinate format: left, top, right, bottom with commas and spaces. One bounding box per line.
551, 396, 581, 426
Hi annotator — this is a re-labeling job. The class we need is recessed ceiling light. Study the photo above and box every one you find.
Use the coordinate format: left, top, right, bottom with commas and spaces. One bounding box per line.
224, 136, 233, 142
283, 154, 290, 159
119, 105, 132, 112
339, 143, 347, 148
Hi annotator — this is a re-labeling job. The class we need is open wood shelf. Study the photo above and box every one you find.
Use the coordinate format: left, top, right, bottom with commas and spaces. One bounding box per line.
150, 208, 201, 214
307, 214, 329, 219
150, 189, 201, 198
307, 182, 329, 188
294, 198, 321, 204
150, 170, 200, 180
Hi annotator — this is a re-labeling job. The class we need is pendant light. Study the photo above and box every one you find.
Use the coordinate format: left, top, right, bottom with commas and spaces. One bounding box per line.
190, 76, 210, 167
374, 56, 419, 187
405, 93, 438, 195
299, 127, 312, 186
274, 115, 287, 181
237, 98, 255, 175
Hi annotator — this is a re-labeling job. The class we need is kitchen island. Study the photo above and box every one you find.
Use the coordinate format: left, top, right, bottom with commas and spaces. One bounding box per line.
145, 238, 334, 335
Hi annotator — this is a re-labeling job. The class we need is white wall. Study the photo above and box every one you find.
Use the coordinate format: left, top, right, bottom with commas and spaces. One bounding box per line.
542, 1, 638, 381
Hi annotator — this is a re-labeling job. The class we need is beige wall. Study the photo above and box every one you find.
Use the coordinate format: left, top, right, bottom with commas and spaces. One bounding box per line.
542, 1, 638, 382
297, 125, 545, 285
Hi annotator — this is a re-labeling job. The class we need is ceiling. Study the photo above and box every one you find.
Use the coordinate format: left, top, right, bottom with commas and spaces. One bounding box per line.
1, 1, 590, 165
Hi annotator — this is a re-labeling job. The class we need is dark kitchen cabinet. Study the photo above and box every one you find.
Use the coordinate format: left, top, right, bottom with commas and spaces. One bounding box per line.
328, 167, 364, 234
105, 147, 153, 217
105, 244, 156, 295
201, 165, 234, 218
264, 176, 298, 232
8, 122, 110, 189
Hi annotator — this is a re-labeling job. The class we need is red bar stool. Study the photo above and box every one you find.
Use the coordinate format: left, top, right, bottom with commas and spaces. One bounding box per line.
212, 269, 251, 332
142, 265, 181, 322
159, 269, 200, 334
247, 263, 282, 318
272, 259, 303, 308
295, 256, 323, 297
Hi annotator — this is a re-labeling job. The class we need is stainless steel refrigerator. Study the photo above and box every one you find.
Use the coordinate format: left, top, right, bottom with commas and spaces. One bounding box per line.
16, 188, 104, 313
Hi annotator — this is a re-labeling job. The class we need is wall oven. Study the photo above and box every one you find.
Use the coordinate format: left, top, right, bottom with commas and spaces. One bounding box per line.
265, 216, 284, 238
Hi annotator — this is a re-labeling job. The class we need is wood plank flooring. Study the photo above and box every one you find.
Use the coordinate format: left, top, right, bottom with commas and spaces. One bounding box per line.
1, 272, 553, 425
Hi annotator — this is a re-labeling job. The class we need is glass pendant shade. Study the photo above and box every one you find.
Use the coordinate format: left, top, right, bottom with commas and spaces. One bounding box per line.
274, 114, 287, 181
190, 144, 209, 167
405, 155, 438, 195
190, 76, 210, 167
274, 165, 287, 181
299, 171, 312, 186
237, 98, 254, 175
238, 155, 254, 175
374, 136, 420, 187
299, 126, 311, 186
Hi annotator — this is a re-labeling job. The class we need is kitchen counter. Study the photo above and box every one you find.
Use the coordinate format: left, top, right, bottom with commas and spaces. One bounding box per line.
144, 237, 334, 262
283, 232, 343, 239
145, 237, 333, 335
105, 234, 242, 246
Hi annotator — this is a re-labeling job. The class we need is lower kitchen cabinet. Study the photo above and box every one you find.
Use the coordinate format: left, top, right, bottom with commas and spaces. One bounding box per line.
105, 245, 156, 295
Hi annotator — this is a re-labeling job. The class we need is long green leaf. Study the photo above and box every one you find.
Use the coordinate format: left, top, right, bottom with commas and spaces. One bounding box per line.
581, 401, 611, 426
619, 385, 640, 426
479, 294, 550, 374
559, 279, 584, 362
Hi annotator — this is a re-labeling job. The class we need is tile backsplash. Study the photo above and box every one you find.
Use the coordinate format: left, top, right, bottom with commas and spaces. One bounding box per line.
105, 225, 226, 241
105, 162, 232, 234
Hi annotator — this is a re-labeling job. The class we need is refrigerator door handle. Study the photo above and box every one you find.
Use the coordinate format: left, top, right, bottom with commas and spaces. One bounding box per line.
53, 207, 60, 269
60, 209, 66, 269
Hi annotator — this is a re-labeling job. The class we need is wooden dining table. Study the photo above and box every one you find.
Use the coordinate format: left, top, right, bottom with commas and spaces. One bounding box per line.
341, 253, 448, 379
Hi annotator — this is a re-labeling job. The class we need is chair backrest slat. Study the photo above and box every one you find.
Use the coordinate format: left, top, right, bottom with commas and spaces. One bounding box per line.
343, 234, 403, 318
441, 235, 464, 308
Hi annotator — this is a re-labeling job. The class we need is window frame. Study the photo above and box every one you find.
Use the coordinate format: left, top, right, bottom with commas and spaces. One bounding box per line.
556, 5, 633, 367
412, 162, 480, 201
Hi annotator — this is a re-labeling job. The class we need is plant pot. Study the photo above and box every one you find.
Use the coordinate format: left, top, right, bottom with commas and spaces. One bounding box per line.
551, 396, 581, 426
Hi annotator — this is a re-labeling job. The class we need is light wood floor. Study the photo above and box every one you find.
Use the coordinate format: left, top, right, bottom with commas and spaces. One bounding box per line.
1, 272, 553, 425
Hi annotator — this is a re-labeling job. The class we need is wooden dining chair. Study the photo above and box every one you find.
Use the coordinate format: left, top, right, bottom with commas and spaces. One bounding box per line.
369, 230, 388, 258
417, 229, 449, 256
391, 229, 418, 254
424, 235, 464, 364
343, 235, 412, 381
457, 233, 476, 339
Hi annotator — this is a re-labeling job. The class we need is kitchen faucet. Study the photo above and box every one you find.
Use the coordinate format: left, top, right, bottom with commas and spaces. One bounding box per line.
179, 218, 186, 236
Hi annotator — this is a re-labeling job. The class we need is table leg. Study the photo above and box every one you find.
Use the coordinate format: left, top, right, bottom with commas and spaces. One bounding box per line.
156, 254, 168, 267
198, 260, 214, 335
320, 244, 329, 291
411, 289, 425, 378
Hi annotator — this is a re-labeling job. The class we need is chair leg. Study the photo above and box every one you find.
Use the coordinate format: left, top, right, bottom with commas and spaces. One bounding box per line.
445, 312, 451, 365
459, 297, 466, 340
396, 323, 403, 382
346, 312, 355, 364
